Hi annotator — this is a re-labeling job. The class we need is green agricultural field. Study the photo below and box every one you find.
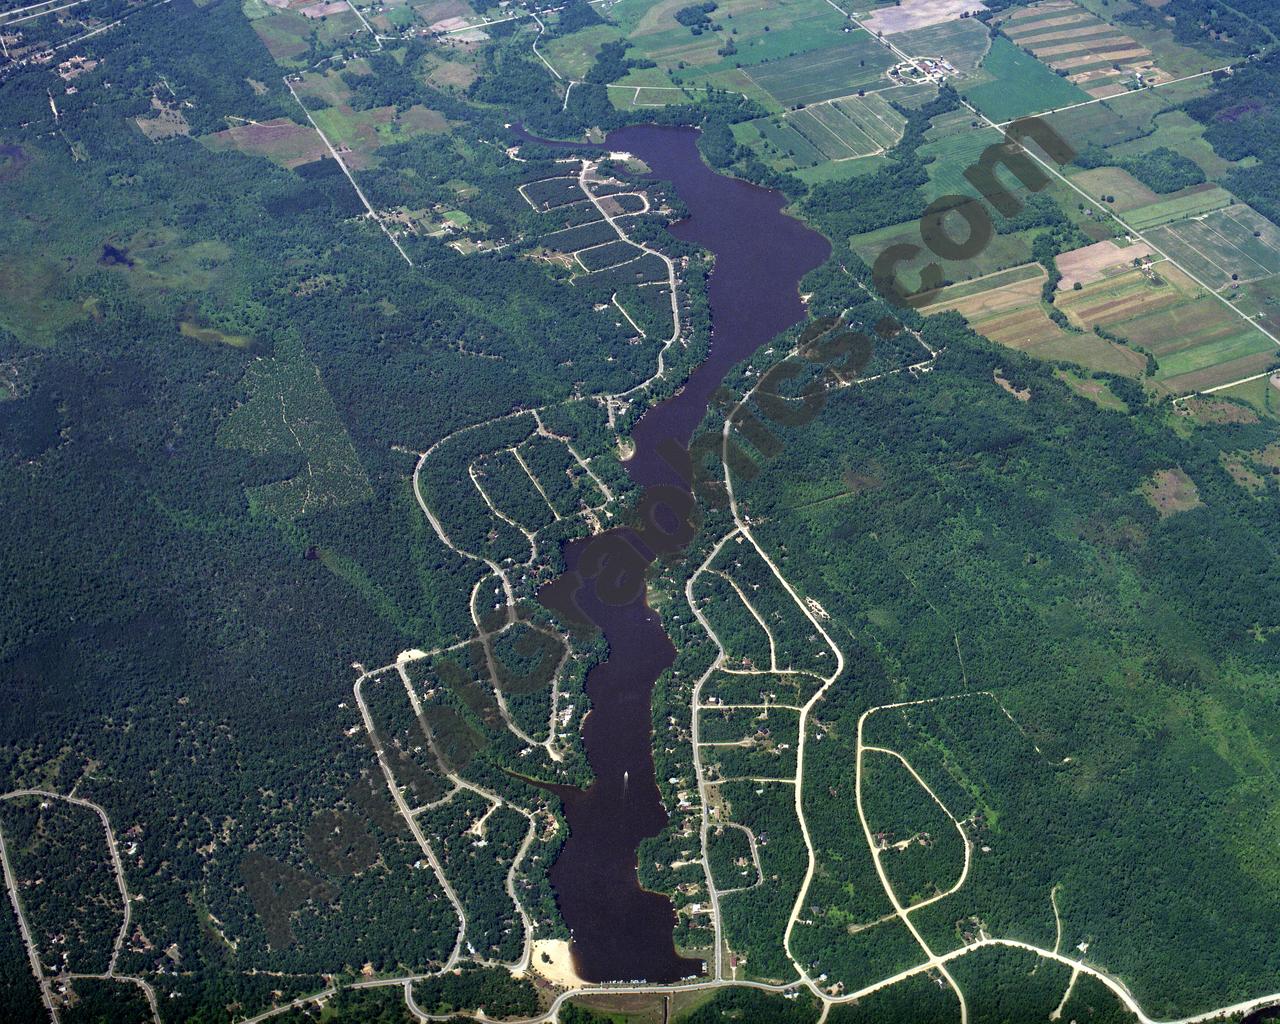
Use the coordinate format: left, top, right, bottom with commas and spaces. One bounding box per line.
793, 153, 890, 184
1038, 76, 1214, 151
852, 220, 1041, 288
737, 91, 906, 170
1147, 203, 1280, 289
625, 0, 853, 91
201, 118, 329, 168
1072, 165, 1163, 210
1056, 264, 1277, 391
918, 123, 1006, 202
1228, 272, 1280, 338
743, 32, 897, 107
962, 36, 1091, 123
1215, 373, 1280, 418
1124, 185, 1235, 230
1071, 0, 1235, 76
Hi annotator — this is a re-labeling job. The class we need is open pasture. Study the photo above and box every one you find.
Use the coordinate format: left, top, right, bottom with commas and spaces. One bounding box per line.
1071, 166, 1162, 211
542, 23, 623, 80
1146, 204, 1280, 291
852, 219, 1039, 287
252, 4, 367, 65
1108, 109, 1239, 179
1037, 75, 1213, 153
744, 32, 897, 107
1227, 274, 1280, 339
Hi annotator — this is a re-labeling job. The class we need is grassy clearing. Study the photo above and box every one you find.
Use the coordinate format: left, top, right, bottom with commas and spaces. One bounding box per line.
1038, 77, 1211, 151
1109, 110, 1239, 180
1055, 368, 1129, 410
962, 36, 1090, 122
1214, 374, 1280, 419
628, 0, 852, 88
542, 23, 622, 80
1071, 165, 1162, 210
1228, 273, 1280, 338
1142, 466, 1202, 517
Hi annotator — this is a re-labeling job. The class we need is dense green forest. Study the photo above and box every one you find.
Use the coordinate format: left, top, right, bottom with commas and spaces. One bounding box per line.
3, 0, 1280, 1019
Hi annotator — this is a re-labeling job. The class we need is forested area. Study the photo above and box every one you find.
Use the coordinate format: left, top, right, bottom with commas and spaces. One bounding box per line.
1075, 144, 1206, 194
733, 308, 1280, 1014
1186, 52, 1280, 223
4, 0, 1280, 1016
0, 0, 657, 1017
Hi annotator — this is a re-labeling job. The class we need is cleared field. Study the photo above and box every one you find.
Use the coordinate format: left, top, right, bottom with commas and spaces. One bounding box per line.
1227, 273, 1280, 338
610, 83, 697, 110
862, 0, 989, 34
1056, 238, 1155, 289
624, 0, 854, 98
887, 16, 991, 75
292, 69, 447, 168
1071, 0, 1228, 78
1037, 77, 1213, 152
201, 118, 327, 168
1070, 166, 1161, 211
541, 23, 621, 80
1108, 110, 1239, 180
745, 33, 897, 107
1213, 374, 1280, 418
1145, 204, 1280, 290
963, 36, 1090, 123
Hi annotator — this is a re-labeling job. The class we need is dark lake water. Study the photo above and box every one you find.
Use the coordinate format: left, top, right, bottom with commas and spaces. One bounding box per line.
531, 124, 830, 983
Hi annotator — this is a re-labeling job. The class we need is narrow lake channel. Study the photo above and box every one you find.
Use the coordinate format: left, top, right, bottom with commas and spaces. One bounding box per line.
533, 124, 831, 983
